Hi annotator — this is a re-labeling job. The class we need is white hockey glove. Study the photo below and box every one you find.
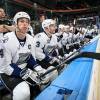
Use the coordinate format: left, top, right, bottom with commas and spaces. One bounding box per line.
49, 57, 60, 65
34, 65, 46, 75
66, 45, 70, 50
34, 66, 50, 84
58, 56, 63, 61
20, 68, 40, 85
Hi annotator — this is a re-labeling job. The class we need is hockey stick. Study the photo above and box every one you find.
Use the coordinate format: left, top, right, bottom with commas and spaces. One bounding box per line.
39, 51, 100, 78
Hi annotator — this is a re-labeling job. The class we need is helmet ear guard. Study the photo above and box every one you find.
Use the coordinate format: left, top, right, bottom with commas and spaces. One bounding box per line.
13, 12, 30, 25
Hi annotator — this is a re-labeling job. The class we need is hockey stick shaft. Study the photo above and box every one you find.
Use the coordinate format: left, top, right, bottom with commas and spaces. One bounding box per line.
40, 51, 100, 78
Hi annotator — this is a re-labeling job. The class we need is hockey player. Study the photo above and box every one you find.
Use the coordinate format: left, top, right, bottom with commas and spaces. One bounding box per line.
54, 24, 65, 57
34, 19, 59, 77
55, 24, 65, 43
0, 12, 49, 100
61, 25, 71, 54
85, 26, 93, 39
61, 25, 70, 46
60, 25, 74, 54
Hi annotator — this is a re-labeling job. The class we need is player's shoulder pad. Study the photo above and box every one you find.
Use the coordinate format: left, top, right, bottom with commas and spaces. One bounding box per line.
34, 32, 46, 39
3, 32, 14, 43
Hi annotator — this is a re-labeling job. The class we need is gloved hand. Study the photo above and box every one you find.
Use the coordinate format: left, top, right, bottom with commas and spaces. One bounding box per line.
34, 65, 46, 75
34, 65, 50, 84
49, 57, 60, 65
20, 68, 40, 85
66, 44, 70, 50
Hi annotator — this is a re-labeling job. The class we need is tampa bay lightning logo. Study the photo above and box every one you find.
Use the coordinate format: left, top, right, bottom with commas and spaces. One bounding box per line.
17, 53, 31, 65
28, 44, 31, 49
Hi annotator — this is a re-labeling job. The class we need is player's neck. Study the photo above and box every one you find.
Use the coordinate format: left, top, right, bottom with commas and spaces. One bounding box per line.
15, 32, 26, 40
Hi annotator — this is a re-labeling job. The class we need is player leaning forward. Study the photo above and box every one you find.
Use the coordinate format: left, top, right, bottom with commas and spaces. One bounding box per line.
0, 12, 51, 100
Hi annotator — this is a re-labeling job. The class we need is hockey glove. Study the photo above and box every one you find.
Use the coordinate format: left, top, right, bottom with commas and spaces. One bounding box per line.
20, 68, 40, 85
49, 57, 60, 65
34, 65, 50, 84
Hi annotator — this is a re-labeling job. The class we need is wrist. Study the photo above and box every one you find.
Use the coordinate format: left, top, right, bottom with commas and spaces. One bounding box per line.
3, 25, 5, 28
3, 25, 8, 30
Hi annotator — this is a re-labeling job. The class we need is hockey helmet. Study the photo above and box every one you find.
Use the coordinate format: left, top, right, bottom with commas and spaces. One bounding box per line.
42, 19, 55, 30
13, 11, 30, 24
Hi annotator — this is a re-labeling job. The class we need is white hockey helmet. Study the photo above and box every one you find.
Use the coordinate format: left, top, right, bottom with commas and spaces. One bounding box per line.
13, 11, 30, 24
58, 24, 65, 29
42, 19, 55, 30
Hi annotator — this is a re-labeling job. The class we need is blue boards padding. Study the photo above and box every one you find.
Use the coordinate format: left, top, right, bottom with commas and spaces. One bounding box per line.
35, 40, 98, 100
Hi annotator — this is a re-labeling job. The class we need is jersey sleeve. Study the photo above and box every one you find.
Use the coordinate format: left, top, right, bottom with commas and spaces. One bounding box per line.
3, 44, 16, 76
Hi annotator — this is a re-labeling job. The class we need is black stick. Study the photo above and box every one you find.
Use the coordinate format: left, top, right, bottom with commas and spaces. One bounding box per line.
40, 51, 100, 78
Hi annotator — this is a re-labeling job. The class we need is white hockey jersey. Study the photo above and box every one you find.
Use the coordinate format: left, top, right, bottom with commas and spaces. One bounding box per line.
3, 32, 36, 75
61, 32, 69, 46
0, 37, 6, 73
34, 32, 58, 61
61, 32, 73, 46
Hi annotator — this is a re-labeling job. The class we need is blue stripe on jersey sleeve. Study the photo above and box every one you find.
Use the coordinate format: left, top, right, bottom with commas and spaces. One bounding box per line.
43, 55, 52, 62
10, 63, 22, 77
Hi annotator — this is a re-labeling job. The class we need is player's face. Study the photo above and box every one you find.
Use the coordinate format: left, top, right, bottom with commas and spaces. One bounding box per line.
65, 27, 70, 33
60, 28, 65, 33
0, 8, 5, 19
48, 24, 57, 34
17, 18, 30, 34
